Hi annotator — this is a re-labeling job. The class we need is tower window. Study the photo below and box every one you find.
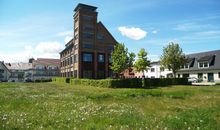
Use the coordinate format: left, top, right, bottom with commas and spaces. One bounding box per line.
83, 53, 93, 62
98, 54, 105, 63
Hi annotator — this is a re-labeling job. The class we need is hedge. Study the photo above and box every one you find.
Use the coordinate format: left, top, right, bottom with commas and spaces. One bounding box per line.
143, 78, 189, 88
70, 78, 142, 88
52, 77, 69, 83
52, 77, 189, 88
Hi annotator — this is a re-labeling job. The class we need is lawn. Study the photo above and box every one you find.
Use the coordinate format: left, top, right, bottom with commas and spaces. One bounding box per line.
0, 82, 219, 130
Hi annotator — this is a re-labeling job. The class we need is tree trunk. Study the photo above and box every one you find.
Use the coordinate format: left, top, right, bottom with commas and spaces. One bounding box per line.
173, 70, 176, 78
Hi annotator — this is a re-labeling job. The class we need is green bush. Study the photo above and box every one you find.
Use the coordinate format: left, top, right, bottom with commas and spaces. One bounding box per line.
52, 77, 68, 83
143, 78, 189, 88
69, 78, 142, 88
53, 77, 188, 88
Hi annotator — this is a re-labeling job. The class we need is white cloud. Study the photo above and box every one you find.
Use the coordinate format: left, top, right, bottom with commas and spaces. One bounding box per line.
35, 41, 63, 53
56, 30, 73, 43
0, 41, 64, 63
152, 30, 158, 34
118, 26, 147, 40
64, 36, 73, 43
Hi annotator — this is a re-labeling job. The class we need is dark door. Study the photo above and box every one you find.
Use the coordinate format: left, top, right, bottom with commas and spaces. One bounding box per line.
208, 73, 214, 82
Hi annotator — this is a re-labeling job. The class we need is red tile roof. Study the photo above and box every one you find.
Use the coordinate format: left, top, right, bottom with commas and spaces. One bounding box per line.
33, 58, 60, 67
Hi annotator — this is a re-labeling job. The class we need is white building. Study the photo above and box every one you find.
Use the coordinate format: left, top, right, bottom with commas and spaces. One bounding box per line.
5, 63, 32, 82
144, 50, 220, 83
144, 61, 172, 78
177, 50, 220, 83
0, 61, 11, 82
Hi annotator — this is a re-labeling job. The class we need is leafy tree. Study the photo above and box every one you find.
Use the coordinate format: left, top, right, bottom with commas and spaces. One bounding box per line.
128, 52, 136, 68
160, 42, 186, 77
134, 48, 150, 77
110, 43, 130, 77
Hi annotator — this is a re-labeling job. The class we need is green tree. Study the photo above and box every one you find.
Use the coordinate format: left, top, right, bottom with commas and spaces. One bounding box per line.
110, 43, 130, 77
128, 52, 136, 68
160, 42, 186, 77
134, 48, 150, 77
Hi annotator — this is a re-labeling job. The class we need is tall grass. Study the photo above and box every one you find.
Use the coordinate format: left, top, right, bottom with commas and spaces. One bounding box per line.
0, 83, 219, 129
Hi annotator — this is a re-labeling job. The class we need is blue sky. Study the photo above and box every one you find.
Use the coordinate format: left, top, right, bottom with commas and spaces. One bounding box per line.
0, 0, 220, 62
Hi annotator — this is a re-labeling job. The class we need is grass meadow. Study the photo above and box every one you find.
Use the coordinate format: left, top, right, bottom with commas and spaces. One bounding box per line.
0, 82, 219, 129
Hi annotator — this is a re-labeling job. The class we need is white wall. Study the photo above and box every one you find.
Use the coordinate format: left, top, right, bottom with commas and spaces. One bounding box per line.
178, 70, 220, 83
144, 63, 172, 78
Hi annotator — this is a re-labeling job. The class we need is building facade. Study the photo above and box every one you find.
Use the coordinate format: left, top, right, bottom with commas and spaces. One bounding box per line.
4, 58, 60, 82
177, 50, 220, 83
60, 3, 117, 79
32, 58, 60, 81
5, 63, 32, 82
143, 50, 220, 83
0, 61, 11, 82
144, 61, 172, 78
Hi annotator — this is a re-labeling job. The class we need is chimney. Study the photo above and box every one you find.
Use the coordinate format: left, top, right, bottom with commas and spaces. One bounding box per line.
29, 58, 34, 63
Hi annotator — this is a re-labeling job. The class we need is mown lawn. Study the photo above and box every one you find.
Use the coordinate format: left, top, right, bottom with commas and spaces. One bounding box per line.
0, 82, 219, 130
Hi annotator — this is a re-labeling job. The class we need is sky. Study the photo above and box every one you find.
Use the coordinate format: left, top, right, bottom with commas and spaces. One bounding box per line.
0, 0, 220, 63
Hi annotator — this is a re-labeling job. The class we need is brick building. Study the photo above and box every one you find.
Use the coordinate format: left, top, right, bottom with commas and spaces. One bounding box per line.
60, 3, 117, 79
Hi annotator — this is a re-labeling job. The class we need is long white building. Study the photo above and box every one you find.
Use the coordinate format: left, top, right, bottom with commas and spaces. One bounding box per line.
177, 50, 220, 83
144, 50, 220, 83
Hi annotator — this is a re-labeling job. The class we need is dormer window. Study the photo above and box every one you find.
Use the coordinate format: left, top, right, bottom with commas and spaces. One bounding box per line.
181, 64, 189, 69
198, 62, 209, 68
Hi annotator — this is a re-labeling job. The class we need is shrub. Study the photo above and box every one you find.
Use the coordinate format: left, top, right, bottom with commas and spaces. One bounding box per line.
143, 78, 188, 88
69, 78, 142, 88
53, 77, 188, 88
52, 77, 68, 83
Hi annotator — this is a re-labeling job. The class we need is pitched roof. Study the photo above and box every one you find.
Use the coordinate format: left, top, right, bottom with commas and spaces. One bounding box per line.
33, 58, 60, 67
5, 63, 32, 70
0, 61, 11, 72
178, 50, 220, 72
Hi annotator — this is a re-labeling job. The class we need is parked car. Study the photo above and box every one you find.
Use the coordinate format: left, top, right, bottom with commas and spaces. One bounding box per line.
187, 77, 198, 83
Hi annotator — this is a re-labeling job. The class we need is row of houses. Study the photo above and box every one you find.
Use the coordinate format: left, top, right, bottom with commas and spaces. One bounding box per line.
122, 50, 220, 83
0, 58, 60, 82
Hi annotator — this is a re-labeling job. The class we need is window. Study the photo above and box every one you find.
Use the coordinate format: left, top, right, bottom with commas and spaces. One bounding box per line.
74, 44, 78, 50
75, 16, 79, 22
198, 62, 209, 68
70, 56, 73, 64
83, 32, 94, 39
198, 73, 203, 80
108, 45, 114, 51
0, 69, 4, 73
83, 24, 94, 31
82, 15, 93, 21
182, 74, 189, 78
74, 34, 78, 40
98, 54, 105, 62
109, 55, 112, 63
74, 54, 78, 63
83, 53, 92, 62
83, 44, 93, 49
74, 27, 78, 32
35, 65, 45, 70
151, 68, 155, 72
74, 70, 77, 78
97, 34, 104, 40
204, 62, 208, 67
